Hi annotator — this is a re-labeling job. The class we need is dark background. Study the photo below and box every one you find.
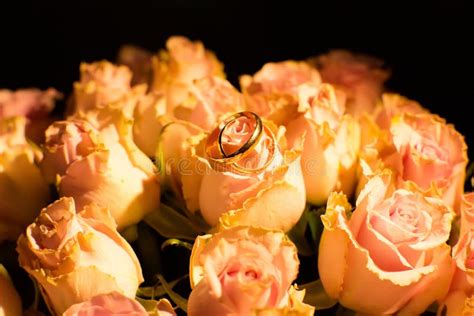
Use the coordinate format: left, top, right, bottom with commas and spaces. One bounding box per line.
1, 3, 472, 162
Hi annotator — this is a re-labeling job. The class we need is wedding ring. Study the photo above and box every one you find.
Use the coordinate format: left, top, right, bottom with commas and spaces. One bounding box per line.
205, 111, 277, 175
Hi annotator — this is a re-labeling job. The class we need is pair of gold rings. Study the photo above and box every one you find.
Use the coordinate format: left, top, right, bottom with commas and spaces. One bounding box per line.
206, 111, 276, 175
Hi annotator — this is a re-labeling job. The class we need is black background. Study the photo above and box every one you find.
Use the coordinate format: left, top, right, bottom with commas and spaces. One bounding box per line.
0, 2, 472, 315
1, 3, 472, 163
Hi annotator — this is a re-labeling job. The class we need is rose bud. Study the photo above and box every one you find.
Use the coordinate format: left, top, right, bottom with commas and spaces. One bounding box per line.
117, 44, 153, 85
0, 264, 22, 316
188, 226, 314, 316
240, 60, 322, 126
0, 87, 61, 143
69, 60, 146, 117
17, 197, 143, 315
313, 50, 389, 117
0, 117, 50, 242
285, 83, 360, 205
41, 108, 160, 229
319, 171, 455, 315
151, 36, 224, 113
359, 112, 467, 210
439, 193, 474, 315
187, 111, 305, 232
63, 292, 176, 316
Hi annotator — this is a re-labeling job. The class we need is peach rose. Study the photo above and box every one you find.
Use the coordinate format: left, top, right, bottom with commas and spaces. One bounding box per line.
63, 292, 176, 316
439, 193, 474, 315
17, 197, 143, 315
41, 108, 160, 229
319, 172, 455, 315
0, 264, 22, 316
151, 36, 224, 113
188, 226, 314, 316
186, 112, 305, 232
360, 112, 468, 210
240, 61, 322, 126
69, 61, 146, 117
173, 76, 245, 131
285, 83, 360, 205
117, 44, 153, 85
313, 50, 389, 117
0, 87, 61, 143
0, 117, 50, 242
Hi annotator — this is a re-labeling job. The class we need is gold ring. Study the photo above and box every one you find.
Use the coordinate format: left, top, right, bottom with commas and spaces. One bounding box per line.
205, 111, 277, 175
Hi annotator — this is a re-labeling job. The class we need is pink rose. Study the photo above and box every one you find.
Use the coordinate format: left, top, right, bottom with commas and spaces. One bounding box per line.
0, 264, 22, 316
285, 83, 360, 205
117, 44, 153, 85
188, 112, 305, 232
319, 172, 455, 315
0, 87, 61, 143
17, 197, 143, 315
0, 117, 50, 242
41, 108, 160, 229
69, 61, 146, 117
240, 61, 322, 126
439, 193, 474, 315
360, 112, 468, 210
63, 292, 176, 316
174, 76, 245, 131
151, 36, 224, 112
188, 226, 314, 316
314, 50, 389, 117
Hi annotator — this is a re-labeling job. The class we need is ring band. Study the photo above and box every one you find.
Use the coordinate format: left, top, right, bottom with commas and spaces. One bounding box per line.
205, 111, 276, 175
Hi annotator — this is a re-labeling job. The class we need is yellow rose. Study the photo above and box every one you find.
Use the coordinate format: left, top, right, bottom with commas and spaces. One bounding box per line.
319, 171, 455, 315
151, 36, 224, 113
0, 264, 22, 316
0, 87, 61, 143
69, 60, 146, 117
17, 197, 143, 315
188, 226, 314, 316
240, 60, 322, 126
0, 117, 50, 242
41, 107, 160, 229
359, 112, 468, 210
187, 112, 305, 232
285, 83, 360, 205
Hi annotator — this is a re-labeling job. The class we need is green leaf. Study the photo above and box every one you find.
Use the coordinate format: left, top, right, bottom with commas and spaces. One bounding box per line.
135, 297, 177, 316
144, 203, 203, 240
137, 274, 188, 299
156, 274, 188, 312
300, 279, 338, 310
288, 205, 315, 256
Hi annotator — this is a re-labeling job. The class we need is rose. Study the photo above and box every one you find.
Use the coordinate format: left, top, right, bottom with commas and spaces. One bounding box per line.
0, 264, 22, 316
151, 36, 224, 113
186, 112, 306, 232
173, 76, 245, 131
133, 77, 244, 158
0, 87, 61, 143
285, 83, 360, 205
319, 171, 455, 315
41, 108, 160, 229
240, 61, 322, 126
188, 226, 314, 316
0, 117, 50, 242
69, 61, 146, 117
439, 193, 474, 315
117, 44, 153, 85
360, 112, 468, 210
313, 50, 389, 117
16, 197, 143, 315
63, 292, 176, 316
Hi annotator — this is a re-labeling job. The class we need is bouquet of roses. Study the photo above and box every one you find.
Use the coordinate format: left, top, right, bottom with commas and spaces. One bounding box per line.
0, 36, 472, 316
